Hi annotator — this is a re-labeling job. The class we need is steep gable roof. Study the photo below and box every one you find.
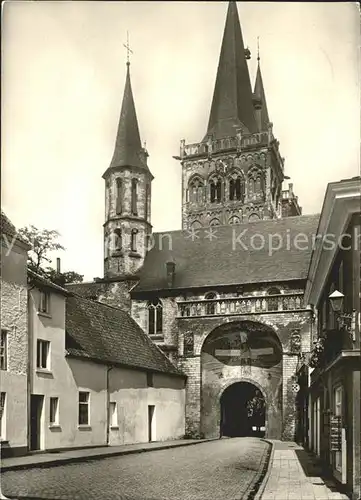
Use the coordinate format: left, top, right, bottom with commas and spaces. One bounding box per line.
106, 63, 151, 175
65, 294, 184, 377
133, 214, 320, 293
254, 61, 270, 132
204, 1, 257, 140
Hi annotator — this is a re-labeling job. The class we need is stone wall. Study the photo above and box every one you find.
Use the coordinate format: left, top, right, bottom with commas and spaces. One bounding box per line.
177, 310, 312, 440
104, 167, 152, 278
180, 144, 284, 229
0, 238, 29, 456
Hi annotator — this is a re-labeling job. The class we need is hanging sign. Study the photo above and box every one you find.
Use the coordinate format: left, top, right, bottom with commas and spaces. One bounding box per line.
330, 415, 342, 451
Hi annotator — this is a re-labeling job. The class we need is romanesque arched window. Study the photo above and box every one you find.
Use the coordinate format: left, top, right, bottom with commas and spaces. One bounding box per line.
188, 176, 204, 204
229, 172, 245, 201
145, 184, 150, 221
229, 216, 241, 225
210, 218, 221, 227
113, 228, 122, 251
131, 228, 138, 252
148, 299, 163, 335
267, 287, 281, 312
131, 178, 138, 215
116, 178, 122, 215
209, 176, 223, 203
205, 292, 217, 315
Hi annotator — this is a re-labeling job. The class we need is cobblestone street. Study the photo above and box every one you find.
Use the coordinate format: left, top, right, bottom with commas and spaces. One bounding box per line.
1, 438, 269, 500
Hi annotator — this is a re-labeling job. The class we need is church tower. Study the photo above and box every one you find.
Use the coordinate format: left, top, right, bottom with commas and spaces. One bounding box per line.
175, 2, 288, 230
103, 61, 153, 278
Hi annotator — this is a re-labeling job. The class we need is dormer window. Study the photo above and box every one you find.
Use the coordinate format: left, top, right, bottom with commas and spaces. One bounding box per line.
131, 228, 138, 252
131, 179, 138, 215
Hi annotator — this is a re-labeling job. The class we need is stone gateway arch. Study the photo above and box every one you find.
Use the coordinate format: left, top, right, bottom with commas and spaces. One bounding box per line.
200, 320, 283, 439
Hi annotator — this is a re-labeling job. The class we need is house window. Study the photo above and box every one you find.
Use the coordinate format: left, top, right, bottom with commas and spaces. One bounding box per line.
78, 391, 90, 425
0, 331, 7, 371
0, 392, 5, 440
147, 372, 154, 387
148, 299, 163, 335
39, 291, 50, 314
109, 402, 117, 428
131, 229, 138, 252
131, 179, 138, 215
37, 340, 50, 370
333, 386, 343, 473
116, 178, 122, 215
205, 292, 217, 315
50, 397, 59, 425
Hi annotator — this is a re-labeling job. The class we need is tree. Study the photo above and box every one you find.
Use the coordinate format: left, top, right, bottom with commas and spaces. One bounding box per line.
247, 390, 265, 434
18, 225, 83, 285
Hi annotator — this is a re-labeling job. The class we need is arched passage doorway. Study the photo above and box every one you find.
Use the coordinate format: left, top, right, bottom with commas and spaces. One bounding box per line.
220, 382, 266, 437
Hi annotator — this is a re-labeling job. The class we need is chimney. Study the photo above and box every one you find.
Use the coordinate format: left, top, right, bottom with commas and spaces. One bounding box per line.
166, 260, 175, 288
288, 183, 293, 196
56, 257, 61, 274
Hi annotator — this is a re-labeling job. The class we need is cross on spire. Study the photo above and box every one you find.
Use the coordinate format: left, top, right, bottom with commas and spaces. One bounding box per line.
123, 31, 133, 65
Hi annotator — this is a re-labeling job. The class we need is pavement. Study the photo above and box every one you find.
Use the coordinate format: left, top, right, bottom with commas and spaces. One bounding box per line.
1, 437, 270, 500
0, 438, 214, 472
258, 441, 349, 500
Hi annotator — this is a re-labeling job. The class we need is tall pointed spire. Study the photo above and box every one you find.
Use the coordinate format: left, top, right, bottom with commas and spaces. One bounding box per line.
109, 62, 146, 170
254, 45, 270, 132
204, 1, 257, 141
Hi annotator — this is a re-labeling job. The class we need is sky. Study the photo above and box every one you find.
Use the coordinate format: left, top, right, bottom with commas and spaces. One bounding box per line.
2, 1, 360, 281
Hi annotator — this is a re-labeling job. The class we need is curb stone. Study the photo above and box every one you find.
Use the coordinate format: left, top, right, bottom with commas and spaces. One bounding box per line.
252, 439, 275, 500
1, 438, 217, 473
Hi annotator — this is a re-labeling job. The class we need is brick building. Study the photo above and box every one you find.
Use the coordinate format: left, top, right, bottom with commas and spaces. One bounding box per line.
68, 2, 321, 441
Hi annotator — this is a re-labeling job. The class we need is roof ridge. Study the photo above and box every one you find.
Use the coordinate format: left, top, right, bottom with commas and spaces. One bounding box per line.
28, 269, 70, 295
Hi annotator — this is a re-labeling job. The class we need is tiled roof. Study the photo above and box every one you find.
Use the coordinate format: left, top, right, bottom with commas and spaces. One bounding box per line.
1, 211, 29, 247
65, 294, 184, 377
65, 281, 106, 299
28, 269, 70, 296
133, 214, 320, 293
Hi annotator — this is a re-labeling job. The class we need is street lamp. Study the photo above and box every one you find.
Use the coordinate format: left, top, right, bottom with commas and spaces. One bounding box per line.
329, 290, 345, 313
328, 290, 356, 341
